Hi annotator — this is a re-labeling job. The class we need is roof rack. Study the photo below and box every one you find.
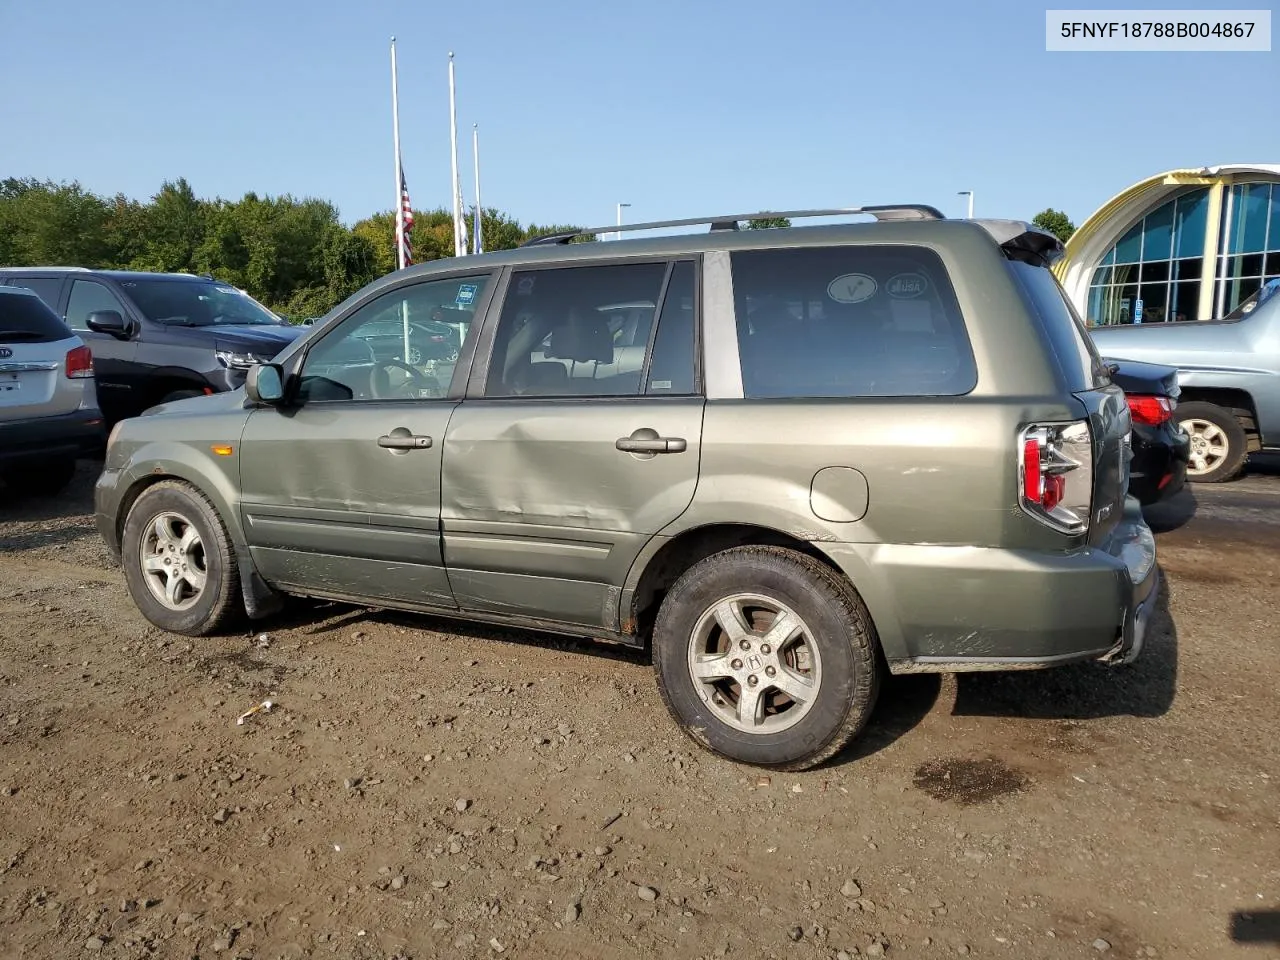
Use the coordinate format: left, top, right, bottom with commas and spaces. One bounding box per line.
521, 205, 946, 246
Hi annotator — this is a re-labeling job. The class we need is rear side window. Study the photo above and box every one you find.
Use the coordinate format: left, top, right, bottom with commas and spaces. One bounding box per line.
1007, 261, 1107, 391
0, 291, 74, 343
730, 246, 977, 398
6, 277, 63, 311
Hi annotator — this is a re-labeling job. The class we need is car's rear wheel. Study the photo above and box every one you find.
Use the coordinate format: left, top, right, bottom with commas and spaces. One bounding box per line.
121, 480, 241, 635
652, 546, 880, 770
160, 389, 204, 405
3, 458, 76, 498
1177, 401, 1247, 483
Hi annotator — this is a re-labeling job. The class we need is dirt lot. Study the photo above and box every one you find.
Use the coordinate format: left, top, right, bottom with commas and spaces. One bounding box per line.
1, 463, 1278, 960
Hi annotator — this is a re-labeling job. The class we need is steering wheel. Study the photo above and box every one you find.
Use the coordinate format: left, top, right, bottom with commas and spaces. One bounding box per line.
371, 359, 441, 399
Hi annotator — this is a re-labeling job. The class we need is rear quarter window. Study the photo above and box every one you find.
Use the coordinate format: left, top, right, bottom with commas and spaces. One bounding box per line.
0, 290, 75, 343
1006, 261, 1108, 391
730, 245, 977, 398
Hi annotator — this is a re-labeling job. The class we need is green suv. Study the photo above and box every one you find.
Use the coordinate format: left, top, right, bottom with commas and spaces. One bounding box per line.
95, 207, 1158, 769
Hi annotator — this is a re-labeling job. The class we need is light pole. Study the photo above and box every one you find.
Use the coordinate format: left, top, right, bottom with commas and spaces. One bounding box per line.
957, 190, 974, 219
616, 202, 631, 240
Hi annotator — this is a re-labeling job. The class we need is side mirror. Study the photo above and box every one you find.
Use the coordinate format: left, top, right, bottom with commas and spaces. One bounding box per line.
245, 363, 285, 405
85, 310, 131, 339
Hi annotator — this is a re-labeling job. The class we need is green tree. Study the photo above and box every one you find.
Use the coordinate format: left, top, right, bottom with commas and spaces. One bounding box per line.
1032, 208, 1076, 243
745, 216, 792, 230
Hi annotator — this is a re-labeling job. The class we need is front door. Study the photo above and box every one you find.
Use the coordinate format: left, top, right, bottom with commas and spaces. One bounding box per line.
442, 259, 703, 630
63, 278, 140, 422
238, 272, 495, 606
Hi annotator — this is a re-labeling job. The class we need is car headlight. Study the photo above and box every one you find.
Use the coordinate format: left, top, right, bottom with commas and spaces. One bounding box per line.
216, 349, 270, 370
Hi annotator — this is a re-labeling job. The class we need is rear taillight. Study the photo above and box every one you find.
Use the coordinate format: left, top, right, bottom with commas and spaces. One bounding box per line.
1018, 421, 1093, 535
65, 344, 93, 379
1126, 394, 1174, 426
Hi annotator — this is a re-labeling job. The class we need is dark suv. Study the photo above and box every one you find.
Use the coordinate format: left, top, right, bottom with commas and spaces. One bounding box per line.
95, 207, 1159, 770
0, 268, 303, 423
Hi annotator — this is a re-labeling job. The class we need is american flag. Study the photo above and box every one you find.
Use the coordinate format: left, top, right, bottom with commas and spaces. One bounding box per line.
398, 169, 415, 267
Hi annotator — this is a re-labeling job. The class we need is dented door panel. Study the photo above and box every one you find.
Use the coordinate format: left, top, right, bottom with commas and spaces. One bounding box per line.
440, 398, 704, 628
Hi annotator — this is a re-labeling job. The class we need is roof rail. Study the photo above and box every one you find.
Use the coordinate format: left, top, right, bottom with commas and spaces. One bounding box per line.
521, 205, 946, 246
0, 265, 92, 272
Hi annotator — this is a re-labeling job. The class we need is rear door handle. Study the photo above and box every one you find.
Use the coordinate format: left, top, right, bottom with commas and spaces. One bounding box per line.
377, 433, 433, 450
615, 436, 687, 454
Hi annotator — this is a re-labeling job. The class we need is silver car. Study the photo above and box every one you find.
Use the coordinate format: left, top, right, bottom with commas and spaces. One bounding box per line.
0, 285, 105, 496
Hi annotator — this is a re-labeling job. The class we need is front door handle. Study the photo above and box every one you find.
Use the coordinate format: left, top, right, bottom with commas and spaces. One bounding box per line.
616, 435, 687, 454
377, 433, 433, 450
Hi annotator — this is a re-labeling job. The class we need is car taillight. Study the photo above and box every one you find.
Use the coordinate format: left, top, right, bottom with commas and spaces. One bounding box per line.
65, 344, 94, 379
1018, 421, 1093, 535
1126, 394, 1174, 426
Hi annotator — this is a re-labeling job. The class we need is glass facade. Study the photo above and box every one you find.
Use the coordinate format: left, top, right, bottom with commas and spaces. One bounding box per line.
1219, 182, 1280, 315
1087, 180, 1280, 326
1087, 188, 1208, 325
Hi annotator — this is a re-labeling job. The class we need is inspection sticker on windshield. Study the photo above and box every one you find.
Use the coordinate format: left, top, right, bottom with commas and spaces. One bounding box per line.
455, 283, 478, 306
827, 273, 877, 303
886, 272, 928, 299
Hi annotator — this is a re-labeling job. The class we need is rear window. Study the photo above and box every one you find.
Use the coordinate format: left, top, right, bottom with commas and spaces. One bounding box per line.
1007, 261, 1108, 391
0, 290, 74, 343
730, 246, 977, 398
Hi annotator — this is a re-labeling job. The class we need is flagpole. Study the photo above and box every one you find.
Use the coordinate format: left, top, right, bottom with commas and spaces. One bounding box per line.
472, 123, 482, 255
391, 37, 405, 272
448, 51, 464, 257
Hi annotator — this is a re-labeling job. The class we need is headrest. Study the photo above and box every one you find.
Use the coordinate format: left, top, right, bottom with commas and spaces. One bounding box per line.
547, 308, 614, 363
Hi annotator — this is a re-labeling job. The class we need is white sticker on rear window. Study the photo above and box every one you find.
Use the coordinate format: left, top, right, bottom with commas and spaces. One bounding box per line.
886, 272, 928, 299
215, 286, 240, 295
827, 273, 877, 303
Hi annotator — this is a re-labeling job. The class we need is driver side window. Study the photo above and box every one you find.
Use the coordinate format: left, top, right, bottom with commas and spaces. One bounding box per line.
298, 275, 491, 403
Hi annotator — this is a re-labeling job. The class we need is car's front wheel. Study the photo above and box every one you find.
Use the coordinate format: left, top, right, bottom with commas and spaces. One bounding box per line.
120, 480, 241, 635
652, 546, 881, 770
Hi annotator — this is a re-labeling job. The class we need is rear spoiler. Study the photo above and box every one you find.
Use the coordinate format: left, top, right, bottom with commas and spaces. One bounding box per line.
974, 220, 1065, 267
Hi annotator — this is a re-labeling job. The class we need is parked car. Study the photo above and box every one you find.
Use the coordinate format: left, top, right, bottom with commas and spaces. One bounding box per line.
95, 206, 1158, 770
1089, 277, 1280, 482
1104, 357, 1190, 505
0, 268, 304, 425
0, 286, 105, 496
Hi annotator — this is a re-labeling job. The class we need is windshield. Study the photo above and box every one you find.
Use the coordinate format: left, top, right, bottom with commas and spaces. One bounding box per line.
118, 278, 284, 327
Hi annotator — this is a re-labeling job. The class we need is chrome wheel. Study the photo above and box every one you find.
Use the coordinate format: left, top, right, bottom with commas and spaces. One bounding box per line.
139, 511, 207, 611
1182, 417, 1229, 477
687, 594, 822, 734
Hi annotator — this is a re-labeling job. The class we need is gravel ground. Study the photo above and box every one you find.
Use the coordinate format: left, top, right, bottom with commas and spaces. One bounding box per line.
0, 460, 1277, 960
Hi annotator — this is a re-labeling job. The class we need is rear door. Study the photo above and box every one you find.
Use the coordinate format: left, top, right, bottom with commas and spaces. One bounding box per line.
1007, 259, 1130, 543
441, 259, 703, 630
0, 290, 82, 421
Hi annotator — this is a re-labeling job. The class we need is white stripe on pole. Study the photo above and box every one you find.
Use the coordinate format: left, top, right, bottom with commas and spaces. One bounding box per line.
391, 37, 405, 271
448, 52, 465, 257
472, 123, 483, 254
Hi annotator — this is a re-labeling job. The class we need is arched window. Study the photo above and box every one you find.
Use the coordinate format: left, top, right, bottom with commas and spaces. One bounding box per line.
1087, 188, 1208, 325
1220, 182, 1280, 314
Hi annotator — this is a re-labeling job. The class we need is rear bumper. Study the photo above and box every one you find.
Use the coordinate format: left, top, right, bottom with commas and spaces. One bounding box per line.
816, 499, 1159, 672
0, 409, 106, 465
1128, 421, 1190, 505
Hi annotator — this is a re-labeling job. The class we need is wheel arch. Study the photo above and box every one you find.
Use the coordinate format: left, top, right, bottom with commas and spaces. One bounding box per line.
1175, 387, 1261, 450
622, 522, 873, 646
112, 452, 282, 620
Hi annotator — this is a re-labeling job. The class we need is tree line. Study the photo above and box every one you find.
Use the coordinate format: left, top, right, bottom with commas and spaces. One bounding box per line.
0, 177, 589, 320
0, 177, 1080, 321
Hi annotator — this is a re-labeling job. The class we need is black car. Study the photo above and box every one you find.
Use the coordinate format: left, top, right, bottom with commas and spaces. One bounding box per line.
1106, 357, 1191, 505
0, 268, 303, 424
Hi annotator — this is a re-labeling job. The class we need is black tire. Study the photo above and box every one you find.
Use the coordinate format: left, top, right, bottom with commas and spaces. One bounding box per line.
1176, 401, 1248, 483
120, 480, 241, 635
3, 458, 76, 498
652, 546, 881, 771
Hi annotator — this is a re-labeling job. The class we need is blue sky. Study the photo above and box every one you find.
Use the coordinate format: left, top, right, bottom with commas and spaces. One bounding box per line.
3, 0, 1276, 229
